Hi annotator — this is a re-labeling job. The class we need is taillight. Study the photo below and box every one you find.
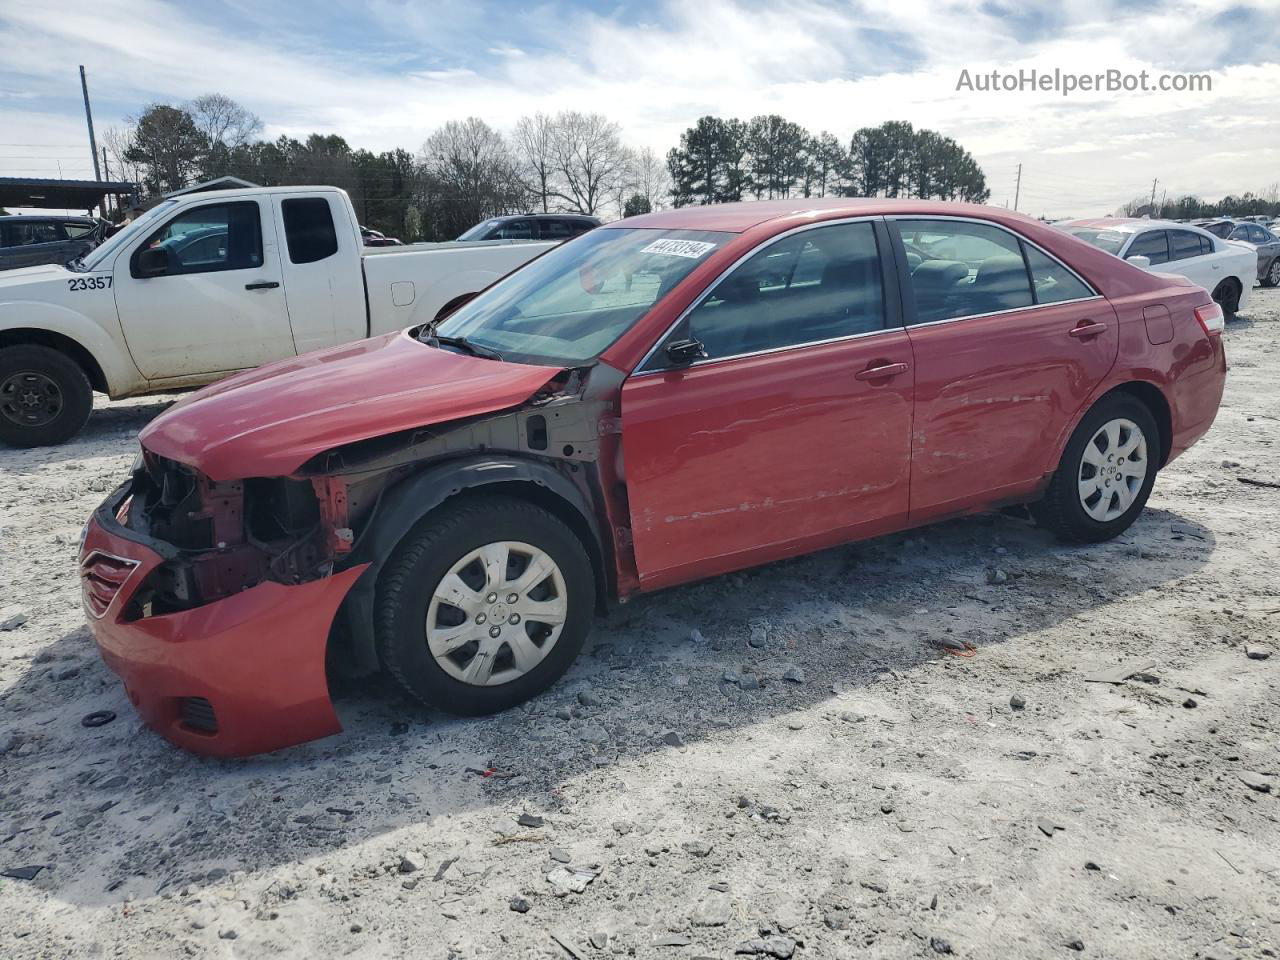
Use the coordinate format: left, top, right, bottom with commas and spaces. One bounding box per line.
1194, 302, 1224, 336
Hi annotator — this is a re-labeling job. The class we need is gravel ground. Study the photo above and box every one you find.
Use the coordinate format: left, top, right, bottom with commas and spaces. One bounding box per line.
2, 288, 1278, 959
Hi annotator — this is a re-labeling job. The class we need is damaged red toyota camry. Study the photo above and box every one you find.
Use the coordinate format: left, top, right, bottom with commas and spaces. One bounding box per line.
80, 199, 1226, 756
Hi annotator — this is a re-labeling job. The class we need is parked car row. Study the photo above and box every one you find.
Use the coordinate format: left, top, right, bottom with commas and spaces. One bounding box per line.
73, 196, 1227, 756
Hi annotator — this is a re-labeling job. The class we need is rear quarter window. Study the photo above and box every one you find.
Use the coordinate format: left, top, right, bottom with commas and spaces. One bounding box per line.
282, 197, 339, 264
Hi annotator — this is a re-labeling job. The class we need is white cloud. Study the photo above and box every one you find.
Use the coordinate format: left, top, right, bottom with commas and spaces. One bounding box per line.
1, 0, 1277, 216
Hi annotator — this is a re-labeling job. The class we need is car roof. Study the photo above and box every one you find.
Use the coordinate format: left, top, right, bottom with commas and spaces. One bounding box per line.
606, 198, 1057, 234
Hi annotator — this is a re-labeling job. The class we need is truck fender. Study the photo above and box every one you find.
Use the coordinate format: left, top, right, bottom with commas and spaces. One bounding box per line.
335, 454, 606, 674
0, 302, 144, 397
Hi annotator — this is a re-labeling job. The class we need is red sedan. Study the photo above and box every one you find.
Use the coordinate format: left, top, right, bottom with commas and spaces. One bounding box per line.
80, 199, 1226, 756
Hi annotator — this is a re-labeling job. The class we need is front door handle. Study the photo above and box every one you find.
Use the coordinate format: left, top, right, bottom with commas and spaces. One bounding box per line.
245, 280, 280, 290
1068, 322, 1107, 339
855, 362, 909, 381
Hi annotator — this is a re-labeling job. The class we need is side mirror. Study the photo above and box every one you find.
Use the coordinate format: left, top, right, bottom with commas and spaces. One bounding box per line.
135, 246, 170, 278
1125, 254, 1151, 269
665, 338, 707, 366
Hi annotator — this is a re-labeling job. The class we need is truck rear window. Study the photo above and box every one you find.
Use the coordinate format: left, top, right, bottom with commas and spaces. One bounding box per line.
282, 198, 339, 264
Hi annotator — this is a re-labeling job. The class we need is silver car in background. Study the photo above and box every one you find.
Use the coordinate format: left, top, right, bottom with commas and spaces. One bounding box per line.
0, 215, 109, 270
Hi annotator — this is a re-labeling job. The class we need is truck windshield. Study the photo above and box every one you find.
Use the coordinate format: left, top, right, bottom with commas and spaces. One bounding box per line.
77, 201, 179, 271
433, 227, 732, 364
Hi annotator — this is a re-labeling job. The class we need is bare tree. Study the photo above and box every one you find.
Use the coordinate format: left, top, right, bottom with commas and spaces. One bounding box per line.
512, 113, 556, 213
629, 145, 670, 209
102, 125, 145, 185
548, 111, 627, 216
187, 93, 262, 150
420, 117, 528, 236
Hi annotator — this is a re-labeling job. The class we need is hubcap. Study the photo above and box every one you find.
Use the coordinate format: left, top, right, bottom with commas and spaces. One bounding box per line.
0, 371, 63, 428
1078, 417, 1148, 522
425, 540, 568, 687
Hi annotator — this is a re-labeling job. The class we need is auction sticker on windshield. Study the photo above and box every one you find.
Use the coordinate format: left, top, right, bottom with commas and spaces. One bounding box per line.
641, 238, 718, 259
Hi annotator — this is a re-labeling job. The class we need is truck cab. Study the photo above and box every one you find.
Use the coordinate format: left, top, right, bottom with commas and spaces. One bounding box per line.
0, 186, 553, 447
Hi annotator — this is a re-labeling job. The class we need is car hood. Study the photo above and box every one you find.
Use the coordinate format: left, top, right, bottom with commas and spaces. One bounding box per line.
140, 330, 563, 481
0, 263, 70, 292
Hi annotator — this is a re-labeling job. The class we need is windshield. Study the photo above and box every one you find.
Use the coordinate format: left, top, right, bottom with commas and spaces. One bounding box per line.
457, 219, 502, 241
1061, 226, 1128, 256
1203, 221, 1233, 239
78, 201, 179, 271
434, 227, 732, 364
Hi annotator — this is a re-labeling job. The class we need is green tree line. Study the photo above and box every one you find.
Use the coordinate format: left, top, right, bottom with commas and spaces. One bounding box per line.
666, 115, 991, 206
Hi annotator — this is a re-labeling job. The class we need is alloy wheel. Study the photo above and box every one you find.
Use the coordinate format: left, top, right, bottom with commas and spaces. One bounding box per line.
1078, 417, 1148, 522
0, 371, 63, 428
425, 540, 568, 686
1270, 259, 1280, 286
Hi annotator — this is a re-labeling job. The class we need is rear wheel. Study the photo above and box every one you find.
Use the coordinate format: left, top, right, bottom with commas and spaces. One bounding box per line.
1211, 278, 1240, 320
375, 495, 594, 715
1263, 258, 1280, 288
1032, 394, 1160, 543
0, 345, 93, 447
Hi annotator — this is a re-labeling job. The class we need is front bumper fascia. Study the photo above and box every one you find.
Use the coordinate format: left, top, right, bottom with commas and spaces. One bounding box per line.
81, 482, 368, 758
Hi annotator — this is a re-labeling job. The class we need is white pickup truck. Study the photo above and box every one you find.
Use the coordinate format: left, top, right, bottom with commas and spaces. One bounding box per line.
0, 185, 555, 446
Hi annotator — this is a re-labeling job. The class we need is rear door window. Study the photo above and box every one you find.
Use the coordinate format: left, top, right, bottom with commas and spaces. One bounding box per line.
282, 197, 339, 264
1, 221, 63, 246
539, 219, 575, 241
1168, 230, 1205, 261
1126, 231, 1169, 265
896, 219, 1033, 323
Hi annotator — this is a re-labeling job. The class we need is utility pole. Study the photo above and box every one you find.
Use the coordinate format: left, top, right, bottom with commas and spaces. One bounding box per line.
1149, 177, 1158, 211
80, 65, 101, 181
1013, 163, 1022, 212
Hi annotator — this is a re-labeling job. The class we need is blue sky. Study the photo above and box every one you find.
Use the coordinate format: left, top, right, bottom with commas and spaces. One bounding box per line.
1, 0, 1277, 217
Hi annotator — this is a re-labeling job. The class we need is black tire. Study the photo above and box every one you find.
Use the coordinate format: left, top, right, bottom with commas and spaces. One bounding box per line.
1032, 393, 1161, 544
1262, 258, 1280, 288
375, 495, 595, 715
0, 345, 93, 448
1211, 279, 1240, 320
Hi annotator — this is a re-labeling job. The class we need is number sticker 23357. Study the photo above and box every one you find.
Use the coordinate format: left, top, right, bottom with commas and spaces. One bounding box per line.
67, 276, 112, 291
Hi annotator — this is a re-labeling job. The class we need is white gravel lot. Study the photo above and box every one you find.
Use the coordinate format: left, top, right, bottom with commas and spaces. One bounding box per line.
1, 289, 1278, 960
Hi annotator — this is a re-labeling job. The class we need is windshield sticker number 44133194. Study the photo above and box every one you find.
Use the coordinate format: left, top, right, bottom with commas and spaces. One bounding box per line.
68, 276, 112, 291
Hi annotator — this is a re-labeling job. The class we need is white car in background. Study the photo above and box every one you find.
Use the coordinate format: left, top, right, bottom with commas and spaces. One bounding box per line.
1058, 218, 1255, 319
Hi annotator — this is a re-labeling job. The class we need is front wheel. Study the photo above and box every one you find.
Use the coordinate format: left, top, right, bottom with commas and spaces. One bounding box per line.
0, 345, 93, 447
375, 495, 595, 715
1032, 395, 1160, 543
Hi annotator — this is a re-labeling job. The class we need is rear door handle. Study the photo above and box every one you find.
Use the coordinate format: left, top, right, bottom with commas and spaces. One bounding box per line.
855, 362, 909, 381
244, 280, 280, 290
1068, 322, 1107, 339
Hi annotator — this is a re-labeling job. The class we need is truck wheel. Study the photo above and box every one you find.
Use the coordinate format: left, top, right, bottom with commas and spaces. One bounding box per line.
375, 495, 595, 715
1032, 394, 1160, 544
0, 345, 93, 447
